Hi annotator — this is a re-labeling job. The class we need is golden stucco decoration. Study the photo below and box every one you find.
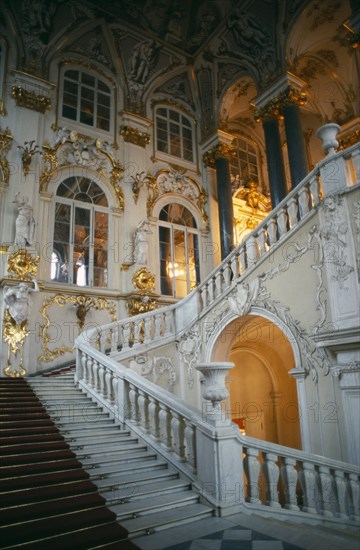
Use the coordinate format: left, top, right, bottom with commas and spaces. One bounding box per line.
252, 86, 307, 123
11, 85, 51, 113
120, 125, 150, 148
39, 131, 125, 209
133, 267, 156, 292
338, 129, 360, 150
7, 249, 39, 279
0, 127, 13, 184
2, 309, 28, 377
203, 143, 237, 168
38, 294, 116, 363
127, 295, 156, 316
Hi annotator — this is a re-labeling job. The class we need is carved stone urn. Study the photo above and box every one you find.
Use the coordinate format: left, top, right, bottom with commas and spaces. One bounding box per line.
316, 123, 341, 155
196, 362, 234, 426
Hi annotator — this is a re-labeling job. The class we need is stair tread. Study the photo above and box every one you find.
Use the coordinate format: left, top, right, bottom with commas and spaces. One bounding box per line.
94, 469, 178, 490
121, 503, 212, 533
110, 490, 198, 517
101, 478, 190, 502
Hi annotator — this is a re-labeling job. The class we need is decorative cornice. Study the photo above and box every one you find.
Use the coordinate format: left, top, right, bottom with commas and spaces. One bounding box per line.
120, 125, 150, 147
203, 143, 236, 167
11, 85, 51, 113
253, 86, 307, 123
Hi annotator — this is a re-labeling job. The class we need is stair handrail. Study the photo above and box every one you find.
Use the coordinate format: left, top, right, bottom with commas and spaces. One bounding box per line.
76, 142, 360, 357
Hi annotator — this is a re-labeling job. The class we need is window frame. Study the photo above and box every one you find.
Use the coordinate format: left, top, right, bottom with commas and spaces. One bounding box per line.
58, 66, 114, 137
158, 206, 201, 298
154, 106, 196, 168
50, 177, 111, 288
230, 136, 261, 192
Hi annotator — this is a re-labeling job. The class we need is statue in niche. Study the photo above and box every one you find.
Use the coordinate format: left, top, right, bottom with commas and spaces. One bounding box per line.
235, 181, 271, 211
134, 220, 152, 265
128, 40, 161, 84
13, 193, 36, 247
4, 278, 39, 325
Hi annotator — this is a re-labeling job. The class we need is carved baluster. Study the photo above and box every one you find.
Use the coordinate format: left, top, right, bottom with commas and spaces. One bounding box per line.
348, 473, 360, 520
215, 270, 223, 295
89, 356, 96, 388
267, 218, 278, 246
128, 383, 139, 424
223, 264, 232, 287
299, 186, 310, 217
164, 310, 173, 335
239, 247, 246, 273
154, 314, 162, 338
83, 355, 90, 385
96, 328, 102, 351
184, 419, 196, 470
171, 412, 185, 461
309, 173, 321, 207
246, 235, 259, 266
230, 253, 239, 280
110, 327, 116, 354
91, 360, 99, 392
104, 369, 113, 403
207, 279, 214, 303
334, 470, 349, 519
80, 352, 87, 382
98, 363, 106, 397
143, 317, 152, 343
257, 228, 267, 257
138, 389, 149, 432
158, 403, 172, 451
277, 208, 288, 238
148, 396, 159, 439
132, 321, 140, 345
287, 197, 299, 228
112, 375, 119, 410
200, 285, 208, 309
262, 452, 281, 508
319, 466, 335, 517
243, 447, 261, 504
122, 323, 131, 349
298, 461, 317, 514
281, 457, 300, 511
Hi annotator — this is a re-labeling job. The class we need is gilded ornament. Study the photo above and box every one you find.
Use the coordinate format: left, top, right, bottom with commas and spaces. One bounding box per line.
7, 249, 39, 279
17, 140, 42, 176
0, 128, 13, 184
127, 296, 156, 316
338, 129, 360, 151
38, 294, 116, 363
2, 309, 28, 377
120, 125, 150, 147
133, 267, 156, 291
203, 143, 237, 167
11, 85, 51, 113
253, 87, 307, 123
110, 163, 125, 209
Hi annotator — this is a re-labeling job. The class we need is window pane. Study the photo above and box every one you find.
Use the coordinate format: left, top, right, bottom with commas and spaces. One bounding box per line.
98, 80, 110, 92
81, 73, 95, 86
157, 108, 166, 117
169, 110, 179, 122
65, 70, 78, 81
62, 105, 77, 120
159, 226, 172, 295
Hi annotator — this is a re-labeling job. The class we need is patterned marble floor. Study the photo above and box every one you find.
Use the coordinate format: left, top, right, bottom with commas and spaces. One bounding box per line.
165, 524, 304, 550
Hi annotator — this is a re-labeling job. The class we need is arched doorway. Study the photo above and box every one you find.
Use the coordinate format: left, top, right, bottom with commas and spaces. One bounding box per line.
210, 314, 302, 450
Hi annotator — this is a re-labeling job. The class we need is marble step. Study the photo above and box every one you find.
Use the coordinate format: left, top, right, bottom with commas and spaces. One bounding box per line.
110, 491, 200, 521
94, 469, 179, 491
80, 450, 156, 467
102, 478, 192, 505
121, 503, 213, 536
86, 459, 168, 479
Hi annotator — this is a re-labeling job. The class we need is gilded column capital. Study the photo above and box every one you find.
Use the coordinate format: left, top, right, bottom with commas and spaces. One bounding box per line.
203, 143, 236, 168
253, 86, 307, 123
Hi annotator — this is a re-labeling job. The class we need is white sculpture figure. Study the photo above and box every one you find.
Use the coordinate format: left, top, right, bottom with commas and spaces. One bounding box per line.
13, 193, 35, 247
4, 278, 39, 325
134, 220, 152, 265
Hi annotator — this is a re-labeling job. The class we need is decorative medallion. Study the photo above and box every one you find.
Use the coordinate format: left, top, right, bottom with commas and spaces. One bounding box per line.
11, 85, 51, 113
7, 249, 39, 279
132, 267, 155, 291
127, 296, 156, 316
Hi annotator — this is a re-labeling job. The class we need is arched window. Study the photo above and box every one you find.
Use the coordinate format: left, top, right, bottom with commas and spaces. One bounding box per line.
230, 137, 260, 192
158, 204, 200, 298
156, 107, 194, 162
61, 69, 112, 132
51, 176, 109, 287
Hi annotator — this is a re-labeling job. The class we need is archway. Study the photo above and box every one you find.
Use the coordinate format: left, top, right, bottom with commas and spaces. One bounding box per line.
210, 314, 302, 449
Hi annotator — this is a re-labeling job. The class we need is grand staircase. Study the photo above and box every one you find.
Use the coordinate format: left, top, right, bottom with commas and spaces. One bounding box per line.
5, 369, 213, 543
